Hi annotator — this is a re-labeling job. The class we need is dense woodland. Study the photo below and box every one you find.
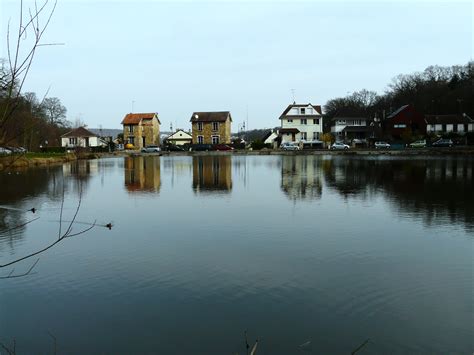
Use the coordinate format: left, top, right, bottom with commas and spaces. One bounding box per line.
0, 61, 70, 150
323, 61, 473, 120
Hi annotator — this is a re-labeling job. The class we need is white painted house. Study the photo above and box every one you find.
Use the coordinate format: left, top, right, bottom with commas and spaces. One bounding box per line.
425, 114, 474, 135
330, 117, 370, 141
61, 127, 103, 149
165, 129, 192, 146
279, 103, 323, 144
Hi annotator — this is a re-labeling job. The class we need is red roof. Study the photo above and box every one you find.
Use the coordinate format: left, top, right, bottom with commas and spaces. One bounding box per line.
121, 113, 160, 125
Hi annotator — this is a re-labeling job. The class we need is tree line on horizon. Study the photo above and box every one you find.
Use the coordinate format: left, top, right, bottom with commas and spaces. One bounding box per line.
324, 61, 473, 120
0, 61, 72, 150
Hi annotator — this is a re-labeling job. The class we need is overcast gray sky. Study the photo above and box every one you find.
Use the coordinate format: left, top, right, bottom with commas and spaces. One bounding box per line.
2, 0, 472, 130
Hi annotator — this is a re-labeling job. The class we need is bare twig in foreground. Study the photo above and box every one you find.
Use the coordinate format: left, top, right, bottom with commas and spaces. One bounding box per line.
351, 338, 370, 355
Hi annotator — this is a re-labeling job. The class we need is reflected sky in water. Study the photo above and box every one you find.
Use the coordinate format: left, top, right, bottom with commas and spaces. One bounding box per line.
0, 155, 472, 354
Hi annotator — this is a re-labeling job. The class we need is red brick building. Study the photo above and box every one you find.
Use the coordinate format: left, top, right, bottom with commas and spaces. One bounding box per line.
384, 105, 426, 140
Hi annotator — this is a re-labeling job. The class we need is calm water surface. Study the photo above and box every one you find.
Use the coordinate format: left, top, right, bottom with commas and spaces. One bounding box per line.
0, 155, 473, 354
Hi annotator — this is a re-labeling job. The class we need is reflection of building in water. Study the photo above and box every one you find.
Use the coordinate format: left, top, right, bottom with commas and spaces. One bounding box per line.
124, 156, 161, 193
62, 160, 99, 178
192, 156, 232, 193
322, 157, 474, 230
281, 156, 322, 200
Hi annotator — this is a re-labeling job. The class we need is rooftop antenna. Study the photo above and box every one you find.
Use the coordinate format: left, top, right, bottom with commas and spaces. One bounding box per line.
246, 105, 249, 132
291, 89, 296, 104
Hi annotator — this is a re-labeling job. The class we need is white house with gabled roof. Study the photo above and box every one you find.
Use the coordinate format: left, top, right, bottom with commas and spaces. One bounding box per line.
279, 103, 323, 144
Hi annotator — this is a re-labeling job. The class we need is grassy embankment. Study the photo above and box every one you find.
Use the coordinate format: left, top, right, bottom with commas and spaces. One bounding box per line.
0, 152, 77, 170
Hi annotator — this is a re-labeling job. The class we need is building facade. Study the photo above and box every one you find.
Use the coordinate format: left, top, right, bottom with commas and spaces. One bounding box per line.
165, 129, 193, 146
61, 127, 101, 148
121, 113, 161, 149
190, 111, 232, 145
384, 105, 426, 140
279, 103, 323, 144
330, 117, 370, 141
425, 114, 474, 135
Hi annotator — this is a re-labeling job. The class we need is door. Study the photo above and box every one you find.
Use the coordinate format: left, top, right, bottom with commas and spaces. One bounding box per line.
142, 136, 146, 147
85, 137, 89, 147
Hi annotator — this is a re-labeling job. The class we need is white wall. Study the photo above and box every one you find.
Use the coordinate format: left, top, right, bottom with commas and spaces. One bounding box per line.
61, 136, 101, 147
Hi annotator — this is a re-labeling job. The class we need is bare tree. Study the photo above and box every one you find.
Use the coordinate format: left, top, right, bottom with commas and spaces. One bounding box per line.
42, 97, 67, 126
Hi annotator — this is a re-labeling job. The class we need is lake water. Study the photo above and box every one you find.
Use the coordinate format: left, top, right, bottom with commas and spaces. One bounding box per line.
0, 154, 473, 354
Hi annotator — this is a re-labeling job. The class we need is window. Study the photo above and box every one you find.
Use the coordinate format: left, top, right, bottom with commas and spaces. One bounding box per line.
69, 137, 77, 145
301, 132, 307, 140
300, 108, 306, 115
337, 120, 346, 125
212, 135, 220, 144
313, 132, 319, 140
212, 122, 219, 131
197, 135, 204, 144
287, 119, 293, 123
129, 125, 134, 133
353, 120, 361, 125
301, 119, 307, 125
197, 122, 203, 131
313, 118, 319, 125
394, 124, 406, 128
129, 137, 135, 145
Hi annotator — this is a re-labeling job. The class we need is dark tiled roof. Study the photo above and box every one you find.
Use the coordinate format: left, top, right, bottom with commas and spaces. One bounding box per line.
121, 113, 160, 124
61, 126, 98, 138
190, 111, 232, 122
261, 130, 274, 142
387, 105, 410, 119
280, 103, 322, 117
89, 128, 122, 138
425, 114, 473, 125
279, 128, 300, 133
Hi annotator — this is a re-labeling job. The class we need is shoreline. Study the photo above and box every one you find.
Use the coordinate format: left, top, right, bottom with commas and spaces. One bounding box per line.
1, 147, 472, 170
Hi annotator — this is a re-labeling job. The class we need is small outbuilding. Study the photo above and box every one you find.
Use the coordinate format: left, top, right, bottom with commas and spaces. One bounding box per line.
61, 127, 101, 148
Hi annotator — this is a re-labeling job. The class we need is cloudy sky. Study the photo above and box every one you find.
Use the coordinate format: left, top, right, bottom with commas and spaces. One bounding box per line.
1, 0, 472, 130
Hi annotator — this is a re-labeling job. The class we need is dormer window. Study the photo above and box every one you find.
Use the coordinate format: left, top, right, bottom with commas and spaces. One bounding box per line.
300, 108, 306, 115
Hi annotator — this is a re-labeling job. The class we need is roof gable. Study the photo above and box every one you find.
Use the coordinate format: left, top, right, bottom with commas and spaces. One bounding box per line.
280, 103, 322, 117
61, 126, 98, 138
167, 130, 192, 140
387, 105, 410, 119
190, 111, 232, 122
121, 113, 160, 125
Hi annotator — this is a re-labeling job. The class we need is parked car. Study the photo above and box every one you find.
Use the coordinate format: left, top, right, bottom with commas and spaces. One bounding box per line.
165, 144, 185, 152
7, 146, 27, 154
431, 138, 453, 148
331, 142, 350, 150
214, 144, 234, 151
191, 144, 212, 151
141, 145, 161, 153
375, 141, 391, 149
0, 147, 12, 155
280, 142, 300, 151
409, 140, 427, 148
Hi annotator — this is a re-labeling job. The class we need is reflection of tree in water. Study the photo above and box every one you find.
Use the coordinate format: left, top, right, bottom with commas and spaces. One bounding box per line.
323, 157, 474, 231
281, 156, 322, 201
0, 161, 99, 253
0, 166, 62, 251
124, 156, 161, 193
192, 156, 232, 193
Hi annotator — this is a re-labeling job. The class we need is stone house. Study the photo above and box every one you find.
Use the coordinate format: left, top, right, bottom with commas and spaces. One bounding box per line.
279, 103, 323, 144
190, 111, 232, 145
121, 113, 160, 149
